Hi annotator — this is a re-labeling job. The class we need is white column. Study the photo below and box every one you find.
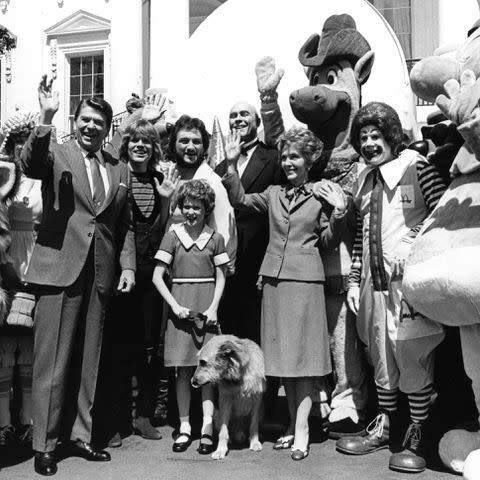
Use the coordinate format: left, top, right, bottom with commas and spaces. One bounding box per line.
109, 0, 143, 114
438, 0, 480, 47
149, 0, 189, 89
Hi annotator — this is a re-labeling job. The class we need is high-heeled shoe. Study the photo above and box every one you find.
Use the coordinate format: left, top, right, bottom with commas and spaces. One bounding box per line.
291, 446, 309, 461
273, 435, 294, 450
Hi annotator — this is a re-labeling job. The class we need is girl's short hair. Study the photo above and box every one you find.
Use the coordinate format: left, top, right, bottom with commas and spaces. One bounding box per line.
350, 102, 403, 157
119, 119, 163, 170
177, 179, 216, 216
168, 115, 210, 159
276, 126, 324, 169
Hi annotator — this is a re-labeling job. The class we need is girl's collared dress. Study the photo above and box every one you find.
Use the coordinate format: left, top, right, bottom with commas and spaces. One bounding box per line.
155, 223, 229, 367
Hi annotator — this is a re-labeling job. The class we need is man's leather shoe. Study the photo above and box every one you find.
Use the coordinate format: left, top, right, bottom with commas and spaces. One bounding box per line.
336, 412, 396, 455
34, 452, 57, 476
389, 422, 427, 473
68, 441, 111, 461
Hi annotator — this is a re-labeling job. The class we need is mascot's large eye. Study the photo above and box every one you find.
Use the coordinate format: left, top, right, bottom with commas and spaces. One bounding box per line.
312, 72, 321, 85
326, 69, 338, 85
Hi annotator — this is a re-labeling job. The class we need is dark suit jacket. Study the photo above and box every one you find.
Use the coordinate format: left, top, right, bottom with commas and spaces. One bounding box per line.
21, 126, 135, 296
215, 142, 283, 278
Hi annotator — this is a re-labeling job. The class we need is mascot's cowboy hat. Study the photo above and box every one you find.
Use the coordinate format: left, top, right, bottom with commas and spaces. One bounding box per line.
299, 13, 371, 68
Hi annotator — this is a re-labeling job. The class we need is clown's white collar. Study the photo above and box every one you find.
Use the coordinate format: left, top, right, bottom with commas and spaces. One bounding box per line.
356, 149, 418, 193
170, 223, 214, 251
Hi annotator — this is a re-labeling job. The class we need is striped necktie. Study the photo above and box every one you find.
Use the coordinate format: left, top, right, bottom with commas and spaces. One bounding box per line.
87, 152, 106, 210
368, 169, 388, 291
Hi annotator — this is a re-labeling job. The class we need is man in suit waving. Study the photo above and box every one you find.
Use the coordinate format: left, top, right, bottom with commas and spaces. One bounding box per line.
22, 76, 135, 476
216, 101, 283, 343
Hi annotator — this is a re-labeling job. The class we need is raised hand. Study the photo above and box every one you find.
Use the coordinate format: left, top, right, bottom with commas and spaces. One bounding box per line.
38, 75, 59, 125
255, 56, 285, 94
154, 163, 180, 198
312, 179, 348, 213
142, 93, 167, 123
225, 131, 242, 166
436, 69, 480, 125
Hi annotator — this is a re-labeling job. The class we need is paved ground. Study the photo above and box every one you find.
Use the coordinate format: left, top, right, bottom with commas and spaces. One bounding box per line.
1, 425, 457, 480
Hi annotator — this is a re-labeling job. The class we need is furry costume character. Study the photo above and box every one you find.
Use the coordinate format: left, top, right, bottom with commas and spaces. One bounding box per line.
404, 19, 480, 478
256, 13, 371, 435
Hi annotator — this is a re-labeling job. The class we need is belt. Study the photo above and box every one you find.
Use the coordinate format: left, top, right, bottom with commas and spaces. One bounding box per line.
172, 277, 215, 284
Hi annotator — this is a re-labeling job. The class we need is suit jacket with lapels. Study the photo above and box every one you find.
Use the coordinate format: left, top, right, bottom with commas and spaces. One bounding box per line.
215, 141, 284, 278
20, 125, 135, 296
222, 172, 348, 281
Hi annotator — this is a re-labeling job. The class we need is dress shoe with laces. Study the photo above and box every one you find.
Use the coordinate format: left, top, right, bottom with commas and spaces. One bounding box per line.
67, 440, 111, 461
0, 424, 15, 447
336, 412, 397, 455
34, 451, 57, 476
389, 422, 427, 473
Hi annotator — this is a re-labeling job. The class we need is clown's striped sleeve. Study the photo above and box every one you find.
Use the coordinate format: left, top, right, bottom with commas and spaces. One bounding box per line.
348, 209, 363, 288
403, 160, 447, 242
416, 160, 447, 213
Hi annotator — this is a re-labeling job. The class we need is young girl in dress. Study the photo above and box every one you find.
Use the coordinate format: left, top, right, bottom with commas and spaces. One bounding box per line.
152, 179, 229, 455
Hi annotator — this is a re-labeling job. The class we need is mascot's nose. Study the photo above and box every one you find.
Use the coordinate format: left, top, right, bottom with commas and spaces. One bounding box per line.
290, 86, 348, 126
191, 377, 199, 388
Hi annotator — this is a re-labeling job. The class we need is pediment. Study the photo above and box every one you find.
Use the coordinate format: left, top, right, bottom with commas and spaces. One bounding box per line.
45, 10, 110, 37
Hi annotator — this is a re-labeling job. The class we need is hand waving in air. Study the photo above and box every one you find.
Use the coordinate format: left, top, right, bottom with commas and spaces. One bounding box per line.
142, 93, 167, 123
154, 162, 180, 199
255, 56, 285, 94
38, 75, 59, 125
225, 131, 243, 167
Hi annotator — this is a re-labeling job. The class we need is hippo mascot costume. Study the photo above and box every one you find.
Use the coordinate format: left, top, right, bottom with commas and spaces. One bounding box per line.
256, 14, 374, 436
404, 19, 480, 479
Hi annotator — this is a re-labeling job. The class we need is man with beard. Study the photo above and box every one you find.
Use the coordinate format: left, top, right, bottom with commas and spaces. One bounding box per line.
215, 102, 283, 343
166, 115, 236, 274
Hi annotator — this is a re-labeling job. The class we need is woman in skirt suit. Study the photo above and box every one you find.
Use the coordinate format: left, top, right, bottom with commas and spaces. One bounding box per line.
222, 126, 349, 460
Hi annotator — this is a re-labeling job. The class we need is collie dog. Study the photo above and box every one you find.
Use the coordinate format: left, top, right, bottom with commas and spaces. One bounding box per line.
191, 335, 266, 459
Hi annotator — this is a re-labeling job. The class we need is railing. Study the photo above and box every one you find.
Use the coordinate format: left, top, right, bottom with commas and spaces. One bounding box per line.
405, 58, 435, 107
59, 110, 128, 145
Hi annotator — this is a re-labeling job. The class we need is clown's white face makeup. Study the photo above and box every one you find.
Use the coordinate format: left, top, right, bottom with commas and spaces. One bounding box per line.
359, 125, 393, 167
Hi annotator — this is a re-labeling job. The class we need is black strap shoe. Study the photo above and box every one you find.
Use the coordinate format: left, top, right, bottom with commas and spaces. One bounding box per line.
68, 441, 111, 462
34, 451, 58, 476
198, 434, 215, 455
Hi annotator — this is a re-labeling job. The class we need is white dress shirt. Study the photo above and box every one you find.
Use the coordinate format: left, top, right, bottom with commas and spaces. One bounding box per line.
77, 144, 110, 196
237, 139, 259, 178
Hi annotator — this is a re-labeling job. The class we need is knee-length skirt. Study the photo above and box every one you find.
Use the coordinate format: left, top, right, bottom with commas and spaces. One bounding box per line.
261, 277, 332, 377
